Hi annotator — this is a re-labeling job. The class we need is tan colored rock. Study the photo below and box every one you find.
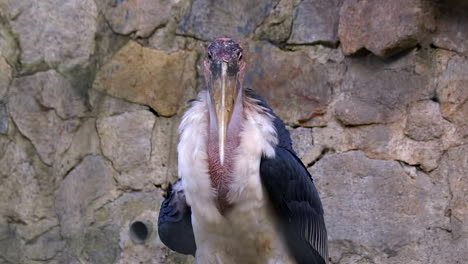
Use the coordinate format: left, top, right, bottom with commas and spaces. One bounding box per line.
338, 0, 434, 57
97, 0, 179, 38
404, 101, 447, 141
8, 94, 80, 165
387, 137, 443, 172
97, 110, 156, 171
346, 124, 392, 155
436, 54, 468, 140
312, 119, 443, 172
93, 41, 197, 117
244, 43, 332, 125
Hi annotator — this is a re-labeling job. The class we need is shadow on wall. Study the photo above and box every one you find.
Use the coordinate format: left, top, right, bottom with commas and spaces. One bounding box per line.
0, 0, 467, 263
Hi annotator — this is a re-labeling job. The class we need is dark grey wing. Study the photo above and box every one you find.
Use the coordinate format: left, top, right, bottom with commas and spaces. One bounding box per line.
158, 181, 196, 256
260, 147, 328, 264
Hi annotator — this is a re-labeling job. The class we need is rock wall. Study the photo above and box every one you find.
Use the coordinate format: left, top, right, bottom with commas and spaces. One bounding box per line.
0, 0, 466, 263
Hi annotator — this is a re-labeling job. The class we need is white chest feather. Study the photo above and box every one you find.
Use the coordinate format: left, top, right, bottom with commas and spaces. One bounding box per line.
178, 91, 294, 264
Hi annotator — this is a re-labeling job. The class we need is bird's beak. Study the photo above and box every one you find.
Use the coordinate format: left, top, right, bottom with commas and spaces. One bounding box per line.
209, 61, 239, 165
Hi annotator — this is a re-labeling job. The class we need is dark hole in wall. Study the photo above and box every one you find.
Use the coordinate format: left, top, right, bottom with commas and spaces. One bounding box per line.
130, 221, 151, 243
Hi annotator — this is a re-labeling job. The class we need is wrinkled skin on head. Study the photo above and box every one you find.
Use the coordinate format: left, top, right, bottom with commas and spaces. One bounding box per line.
203, 38, 246, 166
204, 38, 246, 79
203, 38, 248, 212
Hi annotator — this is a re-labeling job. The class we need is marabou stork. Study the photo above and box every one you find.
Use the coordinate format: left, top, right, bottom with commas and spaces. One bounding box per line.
158, 38, 328, 264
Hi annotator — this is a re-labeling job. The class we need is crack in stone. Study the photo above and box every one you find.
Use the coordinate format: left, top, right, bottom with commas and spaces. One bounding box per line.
306, 147, 334, 168
94, 119, 120, 174
6, 118, 53, 168
174, 32, 207, 42
430, 43, 468, 61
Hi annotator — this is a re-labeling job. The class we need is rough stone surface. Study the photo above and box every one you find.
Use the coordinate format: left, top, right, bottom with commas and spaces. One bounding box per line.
24, 227, 65, 261
311, 120, 446, 173
289, 127, 314, 165
288, 0, 342, 45
8, 94, 80, 165
82, 225, 121, 264
94, 192, 194, 264
8, 0, 98, 70
117, 116, 180, 190
55, 155, 119, 240
97, 0, 179, 38
0, 141, 58, 243
150, 116, 179, 184
310, 151, 450, 263
9, 70, 88, 118
56, 118, 101, 177
0, 7, 21, 69
89, 89, 149, 117
254, 0, 300, 44
404, 101, 447, 141
245, 43, 332, 125
0, 225, 22, 264
435, 54, 468, 140
1, 1, 468, 263
335, 54, 429, 126
338, 0, 434, 57
97, 110, 156, 172
433, 1, 468, 56
0, 104, 7, 134
434, 145, 468, 237
0, 56, 11, 99
93, 41, 197, 117
177, 0, 275, 40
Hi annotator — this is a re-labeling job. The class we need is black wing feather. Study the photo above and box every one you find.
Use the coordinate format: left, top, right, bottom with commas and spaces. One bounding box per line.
261, 147, 328, 264
158, 181, 197, 256
250, 89, 328, 264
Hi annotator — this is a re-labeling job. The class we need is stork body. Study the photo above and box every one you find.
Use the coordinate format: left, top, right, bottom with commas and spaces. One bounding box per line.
178, 89, 294, 264
158, 38, 327, 264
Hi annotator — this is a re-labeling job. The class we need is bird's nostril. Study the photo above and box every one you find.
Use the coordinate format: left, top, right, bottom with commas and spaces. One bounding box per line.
129, 220, 152, 243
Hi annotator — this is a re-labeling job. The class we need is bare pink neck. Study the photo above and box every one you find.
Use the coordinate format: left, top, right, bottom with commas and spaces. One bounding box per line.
207, 91, 244, 213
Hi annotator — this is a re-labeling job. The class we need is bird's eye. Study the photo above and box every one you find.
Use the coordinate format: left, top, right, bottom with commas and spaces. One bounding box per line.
208, 51, 213, 60
238, 51, 243, 61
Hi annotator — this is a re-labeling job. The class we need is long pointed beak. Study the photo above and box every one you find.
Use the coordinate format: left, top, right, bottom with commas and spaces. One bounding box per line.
209, 62, 238, 165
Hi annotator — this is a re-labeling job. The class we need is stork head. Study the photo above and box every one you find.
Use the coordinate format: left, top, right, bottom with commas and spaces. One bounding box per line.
204, 38, 246, 165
